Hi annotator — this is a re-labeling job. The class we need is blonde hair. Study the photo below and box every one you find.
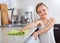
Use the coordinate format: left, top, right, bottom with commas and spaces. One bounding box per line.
36, 2, 48, 13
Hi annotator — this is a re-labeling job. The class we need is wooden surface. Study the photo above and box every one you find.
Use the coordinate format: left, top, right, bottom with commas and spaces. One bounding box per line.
0, 4, 9, 25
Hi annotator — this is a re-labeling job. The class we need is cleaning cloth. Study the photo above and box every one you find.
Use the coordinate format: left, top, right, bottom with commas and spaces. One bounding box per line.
8, 30, 29, 35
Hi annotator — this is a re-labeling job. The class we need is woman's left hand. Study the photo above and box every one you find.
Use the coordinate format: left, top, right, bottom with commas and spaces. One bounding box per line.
33, 32, 39, 40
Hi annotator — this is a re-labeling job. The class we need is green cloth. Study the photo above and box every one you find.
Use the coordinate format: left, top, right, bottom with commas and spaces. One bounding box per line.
8, 30, 29, 35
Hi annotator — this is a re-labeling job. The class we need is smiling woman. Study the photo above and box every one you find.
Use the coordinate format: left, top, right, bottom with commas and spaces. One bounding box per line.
21, 2, 56, 43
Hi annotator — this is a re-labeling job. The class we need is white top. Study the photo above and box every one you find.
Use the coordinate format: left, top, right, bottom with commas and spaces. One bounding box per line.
38, 20, 56, 43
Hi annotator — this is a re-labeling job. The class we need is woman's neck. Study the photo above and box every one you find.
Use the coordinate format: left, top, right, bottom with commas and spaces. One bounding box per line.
41, 17, 49, 25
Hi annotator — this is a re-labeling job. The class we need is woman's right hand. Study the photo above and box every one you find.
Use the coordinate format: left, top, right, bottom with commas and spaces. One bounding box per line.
49, 17, 55, 23
48, 17, 55, 27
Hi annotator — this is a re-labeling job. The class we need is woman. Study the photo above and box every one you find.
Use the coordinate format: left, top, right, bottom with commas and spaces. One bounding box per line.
21, 2, 56, 43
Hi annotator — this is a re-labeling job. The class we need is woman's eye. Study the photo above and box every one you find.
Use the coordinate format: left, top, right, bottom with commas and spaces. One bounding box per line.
38, 11, 41, 14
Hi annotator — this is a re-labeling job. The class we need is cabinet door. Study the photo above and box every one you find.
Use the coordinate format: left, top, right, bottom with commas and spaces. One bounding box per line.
1, 4, 9, 25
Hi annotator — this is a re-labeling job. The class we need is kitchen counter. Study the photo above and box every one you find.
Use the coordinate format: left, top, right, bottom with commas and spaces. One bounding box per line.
0, 26, 37, 43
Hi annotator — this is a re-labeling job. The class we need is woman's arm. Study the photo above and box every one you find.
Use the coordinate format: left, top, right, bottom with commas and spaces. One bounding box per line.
33, 18, 55, 40
36, 18, 55, 35
21, 20, 41, 31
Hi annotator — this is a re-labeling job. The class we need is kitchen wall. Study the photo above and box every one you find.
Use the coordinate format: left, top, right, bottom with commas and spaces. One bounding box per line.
0, 0, 16, 8
15, 0, 60, 24
0, 0, 60, 24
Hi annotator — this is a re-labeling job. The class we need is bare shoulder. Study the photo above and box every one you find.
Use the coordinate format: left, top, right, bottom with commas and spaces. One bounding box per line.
37, 19, 42, 26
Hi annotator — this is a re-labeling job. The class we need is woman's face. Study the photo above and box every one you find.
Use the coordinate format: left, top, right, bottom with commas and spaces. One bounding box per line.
37, 5, 48, 18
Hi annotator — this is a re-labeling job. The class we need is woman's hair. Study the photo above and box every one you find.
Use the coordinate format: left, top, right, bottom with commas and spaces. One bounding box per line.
36, 2, 48, 13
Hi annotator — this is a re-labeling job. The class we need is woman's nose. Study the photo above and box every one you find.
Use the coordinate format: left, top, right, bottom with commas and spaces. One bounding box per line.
41, 12, 45, 15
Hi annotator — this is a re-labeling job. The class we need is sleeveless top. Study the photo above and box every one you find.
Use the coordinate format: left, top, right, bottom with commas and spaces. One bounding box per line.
37, 20, 56, 43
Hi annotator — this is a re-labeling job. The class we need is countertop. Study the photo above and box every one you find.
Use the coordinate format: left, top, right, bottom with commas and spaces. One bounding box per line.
0, 26, 37, 43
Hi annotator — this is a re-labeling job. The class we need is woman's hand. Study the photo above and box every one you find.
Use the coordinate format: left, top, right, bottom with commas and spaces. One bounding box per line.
48, 17, 55, 25
49, 17, 55, 22
33, 32, 39, 40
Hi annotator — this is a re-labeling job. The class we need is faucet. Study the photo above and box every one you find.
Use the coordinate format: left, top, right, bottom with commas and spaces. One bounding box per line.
11, 8, 15, 25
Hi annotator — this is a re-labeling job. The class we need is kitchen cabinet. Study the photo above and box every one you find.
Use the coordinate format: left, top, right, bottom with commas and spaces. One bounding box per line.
0, 4, 9, 25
